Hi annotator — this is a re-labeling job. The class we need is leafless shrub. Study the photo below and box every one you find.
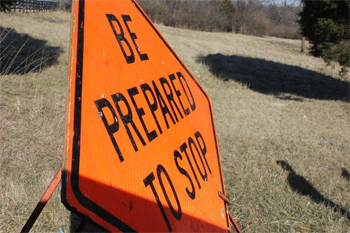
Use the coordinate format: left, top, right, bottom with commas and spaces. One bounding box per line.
139, 0, 231, 32
138, 0, 302, 39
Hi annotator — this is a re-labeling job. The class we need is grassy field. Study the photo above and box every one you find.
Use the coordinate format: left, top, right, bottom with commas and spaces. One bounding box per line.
1, 10, 349, 232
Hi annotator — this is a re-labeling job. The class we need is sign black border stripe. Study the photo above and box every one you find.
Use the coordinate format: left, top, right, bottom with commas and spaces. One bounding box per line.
69, 0, 136, 231
63, 0, 230, 232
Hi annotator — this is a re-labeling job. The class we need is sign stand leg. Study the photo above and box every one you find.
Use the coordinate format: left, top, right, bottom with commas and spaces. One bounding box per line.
75, 218, 88, 232
21, 168, 62, 233
229, 211, 242, 233
218, 192, 242, 233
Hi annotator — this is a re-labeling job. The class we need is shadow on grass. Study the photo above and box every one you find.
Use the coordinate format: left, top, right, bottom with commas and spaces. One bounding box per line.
341, 168, 350, 182
277, 160, 350, 220
62, 170, 230, 232
70, 212, 108, 232
0, 26, 63, 75
197, 54, 349, 102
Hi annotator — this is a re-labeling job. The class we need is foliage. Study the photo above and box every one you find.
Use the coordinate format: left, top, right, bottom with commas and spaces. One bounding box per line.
138, 0, 302, 38
214, 0, 235, 32
299, 0, 350, 68
0, 0, 15, 12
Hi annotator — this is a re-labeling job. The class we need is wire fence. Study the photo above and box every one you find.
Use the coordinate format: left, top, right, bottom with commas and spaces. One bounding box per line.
9, 0, 58, 12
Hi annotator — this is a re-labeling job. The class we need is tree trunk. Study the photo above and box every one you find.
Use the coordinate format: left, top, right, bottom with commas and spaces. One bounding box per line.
301, 37, 305, 53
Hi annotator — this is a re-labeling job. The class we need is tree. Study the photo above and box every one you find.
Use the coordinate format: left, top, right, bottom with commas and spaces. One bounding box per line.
0, 0, 15, 12
215, 0, 235, 32
58, 0, 72, 11
299, 0, 350, 70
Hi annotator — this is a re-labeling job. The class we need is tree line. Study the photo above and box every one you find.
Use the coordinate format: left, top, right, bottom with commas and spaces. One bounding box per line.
1, 0, 348, 71
138, 0, 302, 39
139, 0, 349, 73
0, 0, 305, 39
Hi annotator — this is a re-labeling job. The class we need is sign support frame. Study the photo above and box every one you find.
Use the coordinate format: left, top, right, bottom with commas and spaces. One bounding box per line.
20, 168, 94, 232
21, 169, 62, 233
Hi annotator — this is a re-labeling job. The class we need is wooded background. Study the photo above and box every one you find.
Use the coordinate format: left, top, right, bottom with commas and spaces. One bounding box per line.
1, 0, 302, 39
138, 0, 302, 39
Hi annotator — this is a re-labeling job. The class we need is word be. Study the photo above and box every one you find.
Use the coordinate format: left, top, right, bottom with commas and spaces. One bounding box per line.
106, 14, 148, 64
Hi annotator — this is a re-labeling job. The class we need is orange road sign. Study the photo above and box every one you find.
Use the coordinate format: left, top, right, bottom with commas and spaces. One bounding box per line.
62, 0, 232, 232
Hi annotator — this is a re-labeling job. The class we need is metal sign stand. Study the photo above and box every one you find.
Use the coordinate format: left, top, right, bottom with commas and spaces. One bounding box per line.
21, 169, 62, 232
219, 192, 242, 233
21, 168, 241, 232
20, 169, 88, 233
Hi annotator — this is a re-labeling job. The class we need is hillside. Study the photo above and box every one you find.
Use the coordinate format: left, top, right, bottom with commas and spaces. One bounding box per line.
1, 11, 349, 232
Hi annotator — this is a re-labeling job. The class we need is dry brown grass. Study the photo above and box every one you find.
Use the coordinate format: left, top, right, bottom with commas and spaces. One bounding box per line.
1, 11, 72, 232
1, 11, 349, 232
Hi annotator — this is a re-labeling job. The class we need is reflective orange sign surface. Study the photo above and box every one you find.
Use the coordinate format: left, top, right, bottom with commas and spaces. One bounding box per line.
62, 0, 230, 232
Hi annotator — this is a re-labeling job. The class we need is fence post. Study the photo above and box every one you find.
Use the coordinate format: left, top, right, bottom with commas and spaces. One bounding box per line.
301, 37, 305, 53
